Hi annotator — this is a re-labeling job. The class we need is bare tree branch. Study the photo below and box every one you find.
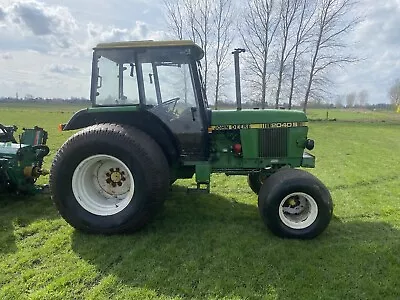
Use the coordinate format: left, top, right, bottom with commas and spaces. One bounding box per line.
240, 0, 280, 108
389, 79, 400, 107
303, 0, 359, 112
213, 0, 235, 109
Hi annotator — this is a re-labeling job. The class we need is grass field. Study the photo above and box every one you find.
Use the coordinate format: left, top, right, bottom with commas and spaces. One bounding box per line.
307, 108, 400, 123
1, 105, 400, 299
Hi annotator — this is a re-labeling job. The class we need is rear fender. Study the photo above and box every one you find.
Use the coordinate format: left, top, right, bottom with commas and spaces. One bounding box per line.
62, 109, 179, 164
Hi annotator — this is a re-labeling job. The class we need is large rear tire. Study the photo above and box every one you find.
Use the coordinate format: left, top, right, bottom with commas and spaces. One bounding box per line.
50, 123, 169, 233
258, 169, 333, 239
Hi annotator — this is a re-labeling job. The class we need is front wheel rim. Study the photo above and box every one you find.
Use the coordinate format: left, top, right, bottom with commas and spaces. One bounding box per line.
72, 154, 135, 216
278, 192, 318, 230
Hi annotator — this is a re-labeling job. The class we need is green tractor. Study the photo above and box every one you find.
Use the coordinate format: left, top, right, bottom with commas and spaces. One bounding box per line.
51, 40, 333, 239
0, 124, 49, 194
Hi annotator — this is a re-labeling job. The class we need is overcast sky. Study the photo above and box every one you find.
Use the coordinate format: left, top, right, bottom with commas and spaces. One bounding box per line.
0, 0, 399, 104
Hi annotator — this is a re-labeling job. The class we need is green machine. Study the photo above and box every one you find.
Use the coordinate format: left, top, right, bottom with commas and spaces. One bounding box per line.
51, 40, 333, 239
0, 124, 49, 194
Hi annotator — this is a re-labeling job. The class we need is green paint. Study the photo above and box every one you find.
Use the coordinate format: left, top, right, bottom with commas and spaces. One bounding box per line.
211, 109, 308, 125
240, 129, 259, 158
205, 121, 311, 172
20, 126, 47, 146
0, 145, 43, 194
287, 127, 309, 158
195, 163, 211, 183
0, 127, 49, 194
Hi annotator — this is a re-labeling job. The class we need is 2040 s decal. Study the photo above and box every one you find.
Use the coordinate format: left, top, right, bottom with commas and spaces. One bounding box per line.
208, 122, 307, 132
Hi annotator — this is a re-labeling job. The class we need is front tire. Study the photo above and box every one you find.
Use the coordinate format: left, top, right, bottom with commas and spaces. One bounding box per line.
258, 169, 333, 239
247, 173, 263, 194
50, 123, 169, 234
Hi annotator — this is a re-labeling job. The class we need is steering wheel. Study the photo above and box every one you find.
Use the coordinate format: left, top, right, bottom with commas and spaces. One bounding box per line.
150, 97, 181, 122
162, 97, 180, 112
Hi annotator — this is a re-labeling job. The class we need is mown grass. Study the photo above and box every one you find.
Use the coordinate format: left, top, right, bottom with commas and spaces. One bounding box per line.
1, 104, 400, 299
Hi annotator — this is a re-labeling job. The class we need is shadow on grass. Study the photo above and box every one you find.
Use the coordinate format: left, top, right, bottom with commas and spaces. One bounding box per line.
331, 174, 400, 191
0, 194, 56, 254
71, 185, 400, 299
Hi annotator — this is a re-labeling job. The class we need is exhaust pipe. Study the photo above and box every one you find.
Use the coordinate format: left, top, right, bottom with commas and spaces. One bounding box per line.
232, 48, 245, 111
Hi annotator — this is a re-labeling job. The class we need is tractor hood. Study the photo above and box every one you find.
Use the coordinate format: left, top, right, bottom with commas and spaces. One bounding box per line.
211, 109, 308, 126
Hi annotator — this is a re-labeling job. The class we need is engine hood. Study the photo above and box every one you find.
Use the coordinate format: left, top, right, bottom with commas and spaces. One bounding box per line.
211, 109, 308, 126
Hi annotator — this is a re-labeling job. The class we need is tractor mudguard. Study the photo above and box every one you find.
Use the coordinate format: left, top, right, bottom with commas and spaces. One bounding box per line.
61, 108, 180, 164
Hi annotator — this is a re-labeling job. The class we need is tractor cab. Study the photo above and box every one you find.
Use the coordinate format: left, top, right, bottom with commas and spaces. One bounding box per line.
91, 40, 209, 160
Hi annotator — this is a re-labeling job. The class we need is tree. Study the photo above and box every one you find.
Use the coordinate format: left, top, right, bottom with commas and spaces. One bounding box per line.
213, 0, 235, 109
302, 0, 359, 112
389, 79, 400, 108
274, 0, 317, 109
346, 92, 356, 107
163, 0, 212, 96
335, 94, 345, 108
287, 0, 316, 109
181, 0, 213, 96
275, 0, 300, 108
240, 0, 280, 108
163, 0, 360, 111
164, 0, 185, 39
357, 89, 368, 107
163, 0, 234, 107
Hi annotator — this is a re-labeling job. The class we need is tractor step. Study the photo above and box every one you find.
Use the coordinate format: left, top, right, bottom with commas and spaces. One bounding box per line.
187, 183, 210, 193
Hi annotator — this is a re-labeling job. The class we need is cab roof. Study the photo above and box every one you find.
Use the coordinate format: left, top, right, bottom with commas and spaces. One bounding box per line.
94, 40, 204, 60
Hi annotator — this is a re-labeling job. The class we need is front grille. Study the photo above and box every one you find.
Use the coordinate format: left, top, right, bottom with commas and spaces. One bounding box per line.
259, 128, 288, 157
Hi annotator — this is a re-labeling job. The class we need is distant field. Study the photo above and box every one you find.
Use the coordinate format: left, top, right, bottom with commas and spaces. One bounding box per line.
1, 104, 400, 299
0, 101, 88, 112
307, 108, 400, 123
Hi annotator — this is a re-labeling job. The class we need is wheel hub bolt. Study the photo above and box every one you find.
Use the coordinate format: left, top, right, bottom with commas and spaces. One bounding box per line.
105, 168, 126, 186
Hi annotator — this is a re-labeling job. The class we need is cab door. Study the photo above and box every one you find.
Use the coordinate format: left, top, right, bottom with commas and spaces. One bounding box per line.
140, 61, 207, 161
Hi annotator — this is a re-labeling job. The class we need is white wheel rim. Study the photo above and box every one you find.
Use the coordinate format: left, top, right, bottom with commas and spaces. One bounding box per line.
72, 154, 134, 216
278, 192, 318, 230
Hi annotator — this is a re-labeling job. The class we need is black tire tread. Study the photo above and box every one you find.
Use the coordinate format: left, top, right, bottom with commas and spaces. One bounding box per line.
247, 173, 262, 194
50, 123, 169, 233
258, 168, 333, 239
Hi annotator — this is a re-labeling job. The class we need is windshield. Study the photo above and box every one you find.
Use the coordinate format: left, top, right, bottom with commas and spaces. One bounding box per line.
142, 62, 196, 107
